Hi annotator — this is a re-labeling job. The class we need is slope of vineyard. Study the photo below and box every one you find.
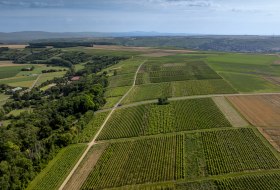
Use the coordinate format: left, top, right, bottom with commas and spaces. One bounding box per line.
185, 128, 280, 177
97, 98, 231, 140
82, 135, 184, 189
27, 144, 87, 190
177, 172, 280, 190
74, 111, 109, 143
122, 79, 236, 104
136, 60, 221, 85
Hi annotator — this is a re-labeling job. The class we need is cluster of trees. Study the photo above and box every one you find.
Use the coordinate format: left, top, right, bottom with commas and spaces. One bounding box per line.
0, 55, 124, 189
41, 69, 66, 73
27, 42, 94, 48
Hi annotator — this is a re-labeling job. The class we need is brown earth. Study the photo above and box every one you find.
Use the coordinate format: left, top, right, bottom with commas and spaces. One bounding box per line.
212, 96, 248, 127
0, 44, 27, 49
258, 127, 280, 152
227, 95, 280, 127
0, 61, 28, 67
62, 143, 108, 190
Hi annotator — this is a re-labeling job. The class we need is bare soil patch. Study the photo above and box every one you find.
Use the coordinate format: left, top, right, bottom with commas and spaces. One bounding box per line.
273, 60, 280, 65
0, 44, 27, 49
62, 143, 108, 190
228, 95, 280, 127
213, 96, 248, 127
0, 61, 29, 67
258, 127, 280, 152
264, 76, 280, 86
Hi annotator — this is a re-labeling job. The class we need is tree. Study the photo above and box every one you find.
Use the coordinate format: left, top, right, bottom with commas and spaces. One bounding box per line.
158, 97, 169, 105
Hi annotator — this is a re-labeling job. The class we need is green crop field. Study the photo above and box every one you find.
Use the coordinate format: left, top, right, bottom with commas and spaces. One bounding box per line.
82, 135, 184, 189
97, 98, 231, 140
122, 79, 236, 104
177, 172, 280, 190
185, 128, 280, 178
36, 71, 67, 87
0, 66, 26, 79
136, 60, 221, 85
105, 86, 130, 97
220, 72, 280, 92
27, 144, 86, 190
75, 111, 109, 143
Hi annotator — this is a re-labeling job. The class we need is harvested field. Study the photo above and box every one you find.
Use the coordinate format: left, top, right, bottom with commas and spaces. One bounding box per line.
212, 96, 248, 127
228, 95, 280, 127
0, 44, 27, 49
0, 61, 29, 67
259, 127, 280, 152
62, 144, 108, 190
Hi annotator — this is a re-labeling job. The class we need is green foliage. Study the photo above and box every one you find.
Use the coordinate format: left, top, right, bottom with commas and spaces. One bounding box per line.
185, 128, 280, 177
82, 135, 184, 189
158, 97, 169, 105
97, 98, 231, 140
26, 144, 86, 190
137, 60, 221, 85
220, 72, 280, 92
75, 111, 109, 143
122, 80, 236, 104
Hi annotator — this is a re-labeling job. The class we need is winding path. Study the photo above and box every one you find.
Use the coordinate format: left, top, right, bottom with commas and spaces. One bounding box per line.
59, 60, 146, 190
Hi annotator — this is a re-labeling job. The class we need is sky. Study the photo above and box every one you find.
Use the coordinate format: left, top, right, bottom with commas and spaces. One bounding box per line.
1, 0, 280, 35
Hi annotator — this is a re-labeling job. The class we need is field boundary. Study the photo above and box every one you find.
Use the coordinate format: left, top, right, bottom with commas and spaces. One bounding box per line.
58, 59, 146, 190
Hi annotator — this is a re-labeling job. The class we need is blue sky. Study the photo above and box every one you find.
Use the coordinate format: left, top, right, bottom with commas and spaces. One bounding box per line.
1, 0, 280, 34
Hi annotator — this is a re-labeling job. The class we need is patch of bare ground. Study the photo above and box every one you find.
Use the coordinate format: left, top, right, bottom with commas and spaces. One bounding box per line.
264, 76, 280, 86
62, 143, 108, 190
0, 61, 28, 67
273, 60, 280, 65
258, 127, 280, 152
212, 96, 248, 127
228, 95, 280, 127
0, 44, 27, 49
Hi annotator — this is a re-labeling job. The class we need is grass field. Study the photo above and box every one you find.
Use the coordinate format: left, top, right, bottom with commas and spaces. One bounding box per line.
27, 144, 86, 190
0, 65, 26, 79
35, 71, 67, 87
7, 107, 33, 117
220, 72, 280, 92
122, 79, 236, 104
97, 98, 231, 140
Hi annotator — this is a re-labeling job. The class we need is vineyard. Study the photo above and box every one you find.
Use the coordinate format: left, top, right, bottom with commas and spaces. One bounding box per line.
186, 128, 280, 177
26, 144, 86, 190
136, 60, 221, 85
177, 172, 280, 190
97, 98, 231, 140
82, 135, 184, 189
122, 79, 236, 104
75, 112, 109, 143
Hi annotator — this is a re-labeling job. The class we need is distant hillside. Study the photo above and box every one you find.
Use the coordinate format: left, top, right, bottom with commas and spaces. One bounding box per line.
1, 31, 280, 52
0, 31, 188, 43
